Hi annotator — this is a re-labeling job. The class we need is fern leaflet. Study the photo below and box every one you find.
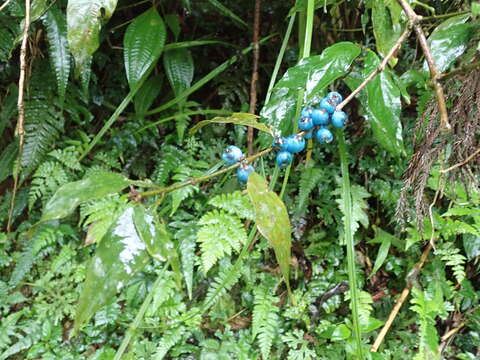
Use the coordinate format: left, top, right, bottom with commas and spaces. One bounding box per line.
252, 283, 279, 359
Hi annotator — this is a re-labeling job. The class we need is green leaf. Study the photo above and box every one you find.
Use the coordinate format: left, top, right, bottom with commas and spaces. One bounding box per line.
163, 48, 194, 97
247, 172, 292, 293
206, 0, 248, 29
473, 2, 480, 16
41, 172, 130, 222
372, 0, 404, 67
368, 230, 391, 279
463, 234, 480, 260
134, 75, 163, 115
335, 183, 370, 236
260, 42, 361, 139
0, 141, 18, 183
189, 112, 272, 136
67, 0, 118, 76
74, 206, 150, 332
345, 50, 404, 156
425, 14, 474, 72
42, 7, 70, 100
124, 8, 166, 89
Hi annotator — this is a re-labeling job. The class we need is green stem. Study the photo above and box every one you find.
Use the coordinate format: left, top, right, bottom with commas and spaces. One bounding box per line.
139, 148, 273, 198
338, 130, 364, 359
113, 265, 168, 360
264, 14, 296, 105
421, 10, 469, 21
302, 0, 314, 59
146, 34, 276, 116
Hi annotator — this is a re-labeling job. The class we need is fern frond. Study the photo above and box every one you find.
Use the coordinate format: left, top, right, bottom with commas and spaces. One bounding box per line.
48, 147, 81, 171
204, 261, 242, 308
208, 191, 255, 220
153, 326, 186, 360
296, 167, 323, 214
335, 183, 370, 235
152, 145, 188, 186
436, 243, 466, 284
197, 210, 247, 273
28, 161, 69, 210
252, 283, 279, 359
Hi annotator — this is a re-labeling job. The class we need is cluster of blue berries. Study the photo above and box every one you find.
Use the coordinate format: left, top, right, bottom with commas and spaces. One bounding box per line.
221, 91, 348, 183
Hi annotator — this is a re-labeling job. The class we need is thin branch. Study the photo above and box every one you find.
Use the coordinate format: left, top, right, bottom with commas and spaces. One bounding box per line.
397, 0, 451, 131
247, 0, 261, 156
7, 0, 30, 233
0, 0, 12, 13
139, 148, 273, 198
438, 60, 480, 81
420, 10, 469, 22
337, 24, 413, 111
440, 147, 480, 174
371, 241, 434, 352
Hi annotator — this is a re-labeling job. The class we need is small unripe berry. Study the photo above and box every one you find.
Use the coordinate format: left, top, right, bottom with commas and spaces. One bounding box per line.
331, 110, 347, 128
326, 91, 343, 105
311, 108, 330, 126
320, 97, 336, 114
284, 134, 305, 153
315, 127, 334, 144
298, 116, 314, 131
276, 151, 293, 169
222, 145, 243, 164
236, 164, 254, 184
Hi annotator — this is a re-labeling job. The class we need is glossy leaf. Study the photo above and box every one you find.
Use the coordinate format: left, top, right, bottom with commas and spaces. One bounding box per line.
41, 172, 130, 222
67, 0, 118, 76
124, 8, 166, 89
74, 206, 150, 332
163, 48, 194, 97
372, 0, 404, 67
134, 75, 163, 115
42, 7, 70, 100
189, 112, 272, 136
425, 14, 473, 72
247, 172, 292, 292
260, 42, 360, 139
345, 51, 404, 156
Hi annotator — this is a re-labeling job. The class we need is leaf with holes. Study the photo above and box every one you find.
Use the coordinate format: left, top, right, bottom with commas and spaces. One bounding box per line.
124, 8, 166, 89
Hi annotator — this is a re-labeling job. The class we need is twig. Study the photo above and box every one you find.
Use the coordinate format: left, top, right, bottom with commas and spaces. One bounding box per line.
371, 241, 434, 352
440, 147, 480, 173
139, 148, 273, 198
7, 0, 30, 233
438, 61, 480, 81
420, 10, 469, 22
247, 0, 261, 156
336, 24, 413, 111
397, 0, 451, 131
0, 0, 12, 12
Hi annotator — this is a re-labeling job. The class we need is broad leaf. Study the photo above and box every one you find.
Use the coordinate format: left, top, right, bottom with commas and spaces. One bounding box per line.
345, 50, 404, 156
425, 14, 474, 72
41, 172, 130, 222
163, 48, 194, 97
134, 75, 163, 115
67, 0, 118, 76
189, 113, 272, 136
124, 8, 166, 89
43, 7, 70, 100
247, 172, 292, 292
74, 206, 150, 332
260, 42, 361, 140
368, 229, 391, 279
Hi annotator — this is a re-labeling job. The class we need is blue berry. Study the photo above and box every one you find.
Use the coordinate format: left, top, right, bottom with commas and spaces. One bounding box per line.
320, 97, 336, 114
236, 164, 254, 184
315, 127, 334, 144
276, 151, 293, 169
222, 145, 243, 165
304, 129, 313, 140
272, 137, 284, 150
298, 116, 314, 131
311, 108, 330, 126
300, 107, 313, 119
326, 91, 343, 105
331, 110, 347, 128
284, 134, 305, 153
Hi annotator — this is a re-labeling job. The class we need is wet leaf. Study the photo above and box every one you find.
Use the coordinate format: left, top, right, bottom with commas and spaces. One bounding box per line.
189, 112, 272, 136
163, 48, 194, 97
247, 172, 292, 292
41, 171, 130, 222
345, 50, 404, 156
74, 206, 150, 332
425, 14, 474, 72
260, 42, 360, 141
124, 8, 166, 89
67, 0, 118, 76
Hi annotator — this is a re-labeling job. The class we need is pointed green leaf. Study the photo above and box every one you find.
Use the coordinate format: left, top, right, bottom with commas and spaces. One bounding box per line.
163, 48, 194, 97
425, 14, 474, 72
74, 206, 150, 332
124, 8, 166, 89
134, 75, 163, 115
0, 141, 18, 183
260, 42, 361, 140
189, 112, 272, 136
41, 172, 130, 222
67, 0, 118, 76
247, 172, 292, 291
206, 0, 248, 29
368, 231, 391, 279
43, 7, 70, 100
